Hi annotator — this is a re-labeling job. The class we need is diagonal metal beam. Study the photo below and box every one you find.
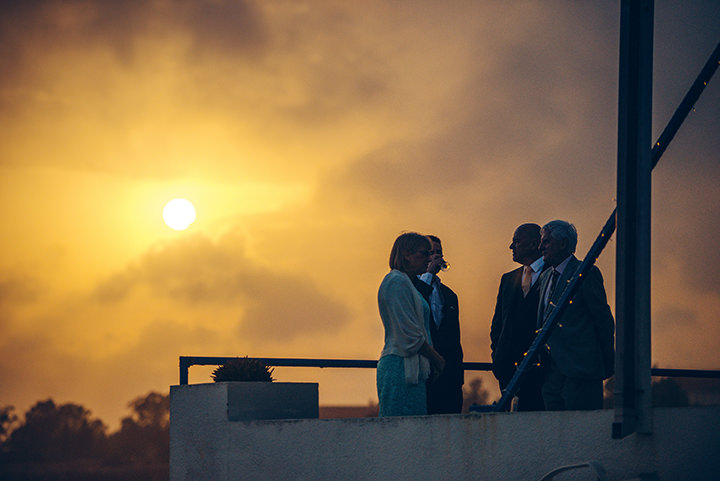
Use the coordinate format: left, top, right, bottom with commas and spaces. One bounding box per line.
652, 41, 720, 169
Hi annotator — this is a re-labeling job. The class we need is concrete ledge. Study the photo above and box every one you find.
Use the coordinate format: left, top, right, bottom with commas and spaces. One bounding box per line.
170, 393, 720, 481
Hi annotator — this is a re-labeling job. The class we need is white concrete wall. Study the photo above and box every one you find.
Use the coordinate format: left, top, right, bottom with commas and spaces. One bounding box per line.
170, 383, 720, 481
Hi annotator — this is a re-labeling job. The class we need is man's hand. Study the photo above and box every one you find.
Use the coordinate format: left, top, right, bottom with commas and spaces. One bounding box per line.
431, 355, 446, 380
427, 256, 444, 275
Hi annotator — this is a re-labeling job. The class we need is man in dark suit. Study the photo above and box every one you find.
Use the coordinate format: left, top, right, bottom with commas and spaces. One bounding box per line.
414, 235, 464, 414
490, 223, 547, 411
537, 220, 615, 410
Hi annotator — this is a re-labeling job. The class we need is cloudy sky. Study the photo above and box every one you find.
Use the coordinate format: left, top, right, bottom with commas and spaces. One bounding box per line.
1, 0, 718, 426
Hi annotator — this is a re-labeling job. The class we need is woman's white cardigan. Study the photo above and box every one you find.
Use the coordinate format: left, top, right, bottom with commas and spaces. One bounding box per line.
378, 269, 431, 385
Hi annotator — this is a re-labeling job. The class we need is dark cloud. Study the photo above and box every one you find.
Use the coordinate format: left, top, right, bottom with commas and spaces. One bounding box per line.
0, 273, 41, 306
0, 319, 220, 426
90, 232, 350, 341
0, 331, 61, 396
92, 272, 134, 304
174, 0, 268, 63
318, 2, 620, 213
321, 139, 479, 207
0, 0, 266, 66
238, 276, 349, 341
0, 273, 43, 331
651, 303, 719, 369
652, 165, 720, 295
111, 320, 222, 375
653, 306, 698, 334
0, 0, 388, 178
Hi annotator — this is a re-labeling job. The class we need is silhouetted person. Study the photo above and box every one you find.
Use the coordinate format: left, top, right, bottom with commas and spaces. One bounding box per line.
490, 223, 547, 411
414, 235, 464, 414
537, 220, 615, 410
377, 233, 445, 416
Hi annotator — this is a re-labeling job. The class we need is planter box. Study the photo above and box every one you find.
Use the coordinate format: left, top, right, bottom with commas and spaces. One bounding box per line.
171, 382, 318, 422
225, 382, 318, 421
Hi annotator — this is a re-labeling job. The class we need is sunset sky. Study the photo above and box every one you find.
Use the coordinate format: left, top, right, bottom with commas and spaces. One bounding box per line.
1, 1, 718, 427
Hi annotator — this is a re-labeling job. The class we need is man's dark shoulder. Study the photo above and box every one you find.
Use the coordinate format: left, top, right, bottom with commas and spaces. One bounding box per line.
580, 264, 608, 294
499, 267, 522, 287
588, 264, 604, 278
572, 261, 605, 282
439, 281, 458, 303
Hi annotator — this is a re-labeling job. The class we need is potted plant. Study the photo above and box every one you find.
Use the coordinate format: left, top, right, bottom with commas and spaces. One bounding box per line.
209, 356, 318, 421
212, 356, 275, 382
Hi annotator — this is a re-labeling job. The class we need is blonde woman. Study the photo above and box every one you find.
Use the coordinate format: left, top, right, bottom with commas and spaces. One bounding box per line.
377, 233, 445, 416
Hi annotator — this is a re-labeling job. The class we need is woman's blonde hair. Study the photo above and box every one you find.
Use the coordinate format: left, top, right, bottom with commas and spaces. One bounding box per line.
389, 232, 431, 272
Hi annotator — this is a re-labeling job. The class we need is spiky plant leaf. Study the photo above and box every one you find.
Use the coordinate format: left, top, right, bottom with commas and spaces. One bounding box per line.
212, 356, 275, 382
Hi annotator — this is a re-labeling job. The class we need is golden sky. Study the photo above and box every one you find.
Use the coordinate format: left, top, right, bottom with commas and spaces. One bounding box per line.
1, 0, 719, 426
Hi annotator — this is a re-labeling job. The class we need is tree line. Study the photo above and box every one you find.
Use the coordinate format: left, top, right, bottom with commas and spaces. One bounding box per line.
0, 392, 169, 481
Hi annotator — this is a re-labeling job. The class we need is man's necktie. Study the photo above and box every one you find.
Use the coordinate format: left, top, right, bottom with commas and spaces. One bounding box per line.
547, 269, 561, 304
521, 266, 533, 297
539, 269, 561, 327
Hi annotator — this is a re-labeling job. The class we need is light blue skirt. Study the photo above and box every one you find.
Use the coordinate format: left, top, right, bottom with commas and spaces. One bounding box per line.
377, 354, 427, 416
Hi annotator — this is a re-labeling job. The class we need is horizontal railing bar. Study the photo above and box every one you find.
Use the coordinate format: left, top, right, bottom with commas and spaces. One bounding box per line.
178, 356, 719, 385
651, 368, 720, 379
180, 356, 490, 370
182, 356, 378, 369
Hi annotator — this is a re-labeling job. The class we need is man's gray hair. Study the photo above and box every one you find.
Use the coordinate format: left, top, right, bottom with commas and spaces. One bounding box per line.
542, 220, 578, 254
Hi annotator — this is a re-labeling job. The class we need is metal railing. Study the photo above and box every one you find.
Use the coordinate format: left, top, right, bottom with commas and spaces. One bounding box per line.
178, 355, 719, 385
178, 356, 491, 385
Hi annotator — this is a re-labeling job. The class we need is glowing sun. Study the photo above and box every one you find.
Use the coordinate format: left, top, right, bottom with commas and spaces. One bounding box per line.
163, 198, 196, 230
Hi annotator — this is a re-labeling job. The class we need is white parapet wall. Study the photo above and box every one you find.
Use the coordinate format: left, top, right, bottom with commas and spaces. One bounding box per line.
170, 383, 720, 481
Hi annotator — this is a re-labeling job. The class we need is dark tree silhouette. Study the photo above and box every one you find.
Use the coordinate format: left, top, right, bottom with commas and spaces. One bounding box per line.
0, 406, 17, 444
364, 400, 379, 417
105, 391, 169, 466
3, 399, 107, 464
603, 375, 690, 408
462, 377, 490, 412
652, 377, 689, 407
0, 394, 170, 480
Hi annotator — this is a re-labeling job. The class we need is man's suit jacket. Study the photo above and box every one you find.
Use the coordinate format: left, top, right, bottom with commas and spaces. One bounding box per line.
536, 256, 615, 380
490, 265, 545, 389
413, 277, 464, 387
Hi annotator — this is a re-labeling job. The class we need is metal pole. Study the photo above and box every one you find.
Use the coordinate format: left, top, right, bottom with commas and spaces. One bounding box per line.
613, 0, 654, 438
179, 356, 190, 385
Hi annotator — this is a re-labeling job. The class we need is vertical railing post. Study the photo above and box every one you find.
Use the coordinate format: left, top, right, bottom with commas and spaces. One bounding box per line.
179, 356, 190, 385
614, 0, 654, 438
